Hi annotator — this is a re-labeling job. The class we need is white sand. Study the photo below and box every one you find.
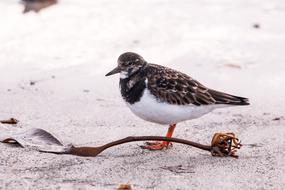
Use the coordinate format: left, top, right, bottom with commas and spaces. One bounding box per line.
0, 0, 285, 189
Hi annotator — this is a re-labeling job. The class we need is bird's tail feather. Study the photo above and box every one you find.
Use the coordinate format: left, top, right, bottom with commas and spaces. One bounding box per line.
209, 89, 249, 106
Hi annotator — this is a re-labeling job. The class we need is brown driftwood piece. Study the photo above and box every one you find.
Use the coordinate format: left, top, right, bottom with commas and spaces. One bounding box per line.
21, 0, 57, 14
0, 118, 18, 124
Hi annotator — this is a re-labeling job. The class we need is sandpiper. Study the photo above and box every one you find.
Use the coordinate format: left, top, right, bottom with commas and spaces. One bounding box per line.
106, 52, 249, 150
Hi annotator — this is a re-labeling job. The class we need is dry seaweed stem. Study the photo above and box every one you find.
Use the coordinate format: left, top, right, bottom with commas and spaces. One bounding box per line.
0, 128, 242, 158
67, 133, 241, 158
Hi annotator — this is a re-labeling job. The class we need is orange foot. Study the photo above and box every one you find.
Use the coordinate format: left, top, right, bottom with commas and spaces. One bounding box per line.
140, 141, 172, 151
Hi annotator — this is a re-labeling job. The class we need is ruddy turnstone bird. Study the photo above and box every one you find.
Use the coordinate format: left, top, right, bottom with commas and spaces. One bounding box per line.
106, 52, 249, 150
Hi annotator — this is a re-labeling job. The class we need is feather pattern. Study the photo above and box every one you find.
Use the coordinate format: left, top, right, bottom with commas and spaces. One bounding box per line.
146, 64, 249, 106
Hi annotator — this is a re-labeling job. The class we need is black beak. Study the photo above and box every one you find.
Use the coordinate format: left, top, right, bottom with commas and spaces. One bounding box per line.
105, 66, 121, 76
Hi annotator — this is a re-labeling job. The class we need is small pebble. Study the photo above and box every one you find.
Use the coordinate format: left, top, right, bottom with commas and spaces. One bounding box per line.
117, 184, 132, 190
272, 117, 281, 121
253, 24, 260, 29
30, 81, 36, 86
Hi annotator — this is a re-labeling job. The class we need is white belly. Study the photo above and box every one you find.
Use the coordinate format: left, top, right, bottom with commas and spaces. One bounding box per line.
127, 89, 228, 125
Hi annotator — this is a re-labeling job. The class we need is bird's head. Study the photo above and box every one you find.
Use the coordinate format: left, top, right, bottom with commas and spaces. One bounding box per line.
105, 52, 147, 79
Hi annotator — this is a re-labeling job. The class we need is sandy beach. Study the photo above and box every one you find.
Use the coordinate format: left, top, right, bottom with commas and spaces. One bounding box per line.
0, 0, 285, 189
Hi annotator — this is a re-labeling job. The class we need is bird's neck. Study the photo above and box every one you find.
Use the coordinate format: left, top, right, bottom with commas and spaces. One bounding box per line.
119, 66, 148, 104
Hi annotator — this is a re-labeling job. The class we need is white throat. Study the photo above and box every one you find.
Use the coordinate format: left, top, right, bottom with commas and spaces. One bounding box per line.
120, 71, 129, 79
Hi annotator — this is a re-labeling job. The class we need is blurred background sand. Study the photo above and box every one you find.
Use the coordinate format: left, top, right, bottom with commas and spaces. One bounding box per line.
0, 0, 285, 189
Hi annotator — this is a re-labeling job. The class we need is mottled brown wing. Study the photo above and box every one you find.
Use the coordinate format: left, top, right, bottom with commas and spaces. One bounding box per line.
146, 64, 249, 106
146, 64, 216, 106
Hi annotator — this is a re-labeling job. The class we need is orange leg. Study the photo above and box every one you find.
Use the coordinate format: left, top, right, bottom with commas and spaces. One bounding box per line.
141, 124, 176, 150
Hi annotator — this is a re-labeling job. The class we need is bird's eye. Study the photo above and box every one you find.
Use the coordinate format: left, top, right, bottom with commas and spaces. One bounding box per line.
124, 61, 132, 66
